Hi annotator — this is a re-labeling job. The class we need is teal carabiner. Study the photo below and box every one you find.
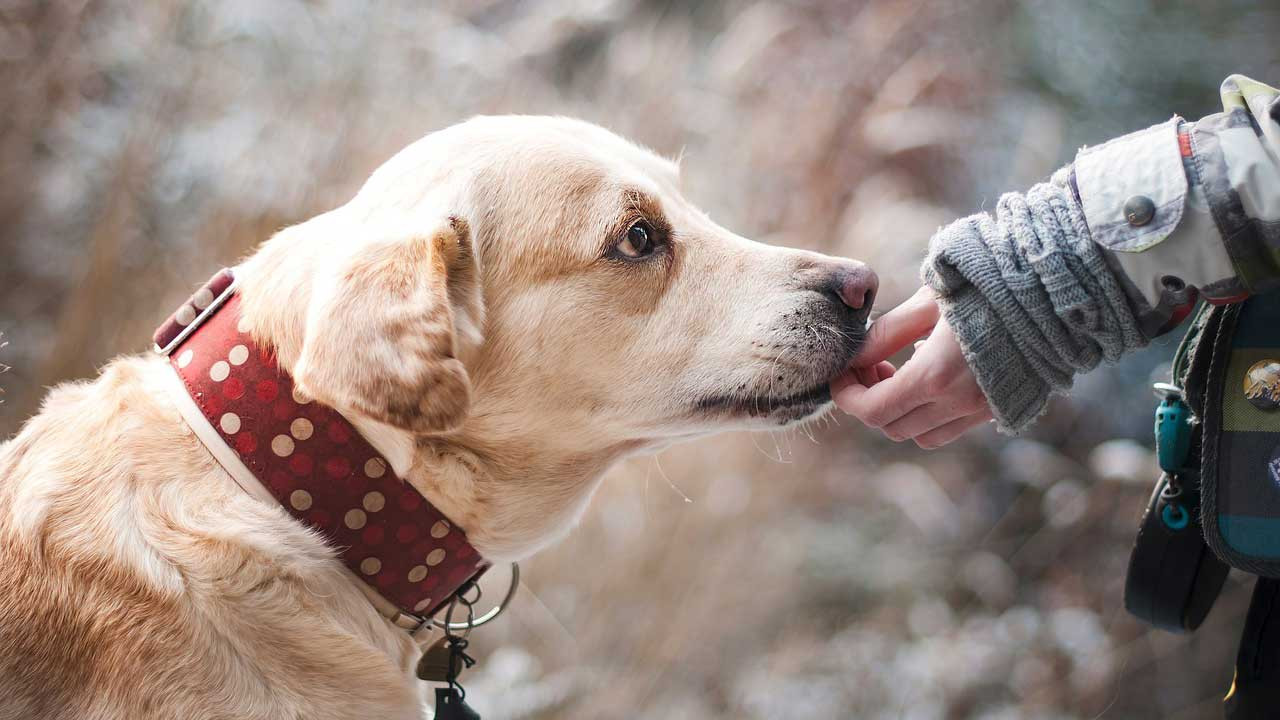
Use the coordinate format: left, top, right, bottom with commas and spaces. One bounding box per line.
1154, 386, 1193, 474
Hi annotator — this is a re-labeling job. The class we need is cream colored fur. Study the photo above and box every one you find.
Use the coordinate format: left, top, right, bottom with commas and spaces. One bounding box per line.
0, 116, 871, 719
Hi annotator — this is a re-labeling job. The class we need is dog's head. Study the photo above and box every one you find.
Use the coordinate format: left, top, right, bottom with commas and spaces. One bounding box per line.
240, 116, 875, 554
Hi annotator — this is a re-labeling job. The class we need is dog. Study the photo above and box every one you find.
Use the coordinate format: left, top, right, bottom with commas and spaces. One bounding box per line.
0, 116, 877, 719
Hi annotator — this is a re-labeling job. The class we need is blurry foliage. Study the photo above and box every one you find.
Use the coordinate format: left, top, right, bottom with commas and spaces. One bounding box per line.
1, 1, 1277, 718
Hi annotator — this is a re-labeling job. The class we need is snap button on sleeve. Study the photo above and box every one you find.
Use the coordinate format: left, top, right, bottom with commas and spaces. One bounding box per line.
1075, 117, 1186, 252
1125, 195, 1156, 226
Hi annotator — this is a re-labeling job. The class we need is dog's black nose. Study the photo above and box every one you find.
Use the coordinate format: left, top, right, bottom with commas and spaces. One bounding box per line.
829, 262, 878, 325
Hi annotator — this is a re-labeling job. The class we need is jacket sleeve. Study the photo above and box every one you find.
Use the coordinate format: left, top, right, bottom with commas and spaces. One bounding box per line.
1076, 75, 1280, 336
922, 168, 1148, 433
921, 75, 1280, 433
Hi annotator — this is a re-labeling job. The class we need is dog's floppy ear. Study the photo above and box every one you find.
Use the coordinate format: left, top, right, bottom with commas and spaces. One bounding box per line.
293, 216, 483, 434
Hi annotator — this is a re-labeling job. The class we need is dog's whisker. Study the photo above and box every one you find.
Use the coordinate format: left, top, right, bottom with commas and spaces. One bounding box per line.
768, 427, 791, 464
798, 419, 818, 444
747, 430, 785, 463
821, 322, 855, 343
652, 454, 692, 504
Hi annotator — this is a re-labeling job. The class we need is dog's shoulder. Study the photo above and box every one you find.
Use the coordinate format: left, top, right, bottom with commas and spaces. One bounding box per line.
0, 356, 190, 717
0, 356, 424, 719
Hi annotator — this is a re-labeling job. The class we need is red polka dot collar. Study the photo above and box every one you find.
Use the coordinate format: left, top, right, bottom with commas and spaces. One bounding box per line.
154, 269, 488, 634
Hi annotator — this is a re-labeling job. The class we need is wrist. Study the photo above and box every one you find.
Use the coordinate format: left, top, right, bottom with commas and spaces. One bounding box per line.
934, 285, 1054, 434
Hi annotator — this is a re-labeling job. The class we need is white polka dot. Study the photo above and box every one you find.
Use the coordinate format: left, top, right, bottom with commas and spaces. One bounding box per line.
407, 565, 428, 583
289, 489, 312, 511
176, 349, 194, 368
360, 557, 382, 576
344, 508, 367, 530
426, 548, 446, 566
271, 434, 295, 457
362, 491, 385, 513
175, 304, 196, 326
291, 386, 311, 405
236, 315, 253, 334
413, 597, 434, 613
290, 417, 314, 440
228, 344, 249, 366
209, 361, 230, 382
430, 520, 450, 539
364, 458, 387, 478
219, 412, 241, 434
192, 287, 214, 310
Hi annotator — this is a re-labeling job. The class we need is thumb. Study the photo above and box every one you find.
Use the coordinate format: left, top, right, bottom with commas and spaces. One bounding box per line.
852, 286, 940, 366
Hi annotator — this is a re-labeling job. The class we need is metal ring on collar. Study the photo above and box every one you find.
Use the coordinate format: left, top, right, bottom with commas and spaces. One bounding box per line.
432, 562, 520, 631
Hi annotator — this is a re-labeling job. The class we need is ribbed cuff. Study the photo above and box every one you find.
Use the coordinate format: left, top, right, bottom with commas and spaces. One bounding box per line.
934, 284, 1054, 434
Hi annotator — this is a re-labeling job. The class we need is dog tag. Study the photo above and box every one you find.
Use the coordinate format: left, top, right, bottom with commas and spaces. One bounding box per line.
434, 687, 480, 720
416, 636, 455, 682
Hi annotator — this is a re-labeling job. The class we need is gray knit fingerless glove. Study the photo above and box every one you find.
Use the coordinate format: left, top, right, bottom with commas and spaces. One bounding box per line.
921, 167, 1148, 433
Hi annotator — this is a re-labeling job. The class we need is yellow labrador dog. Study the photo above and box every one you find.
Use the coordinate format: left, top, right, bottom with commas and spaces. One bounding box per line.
0, 116, 876, 719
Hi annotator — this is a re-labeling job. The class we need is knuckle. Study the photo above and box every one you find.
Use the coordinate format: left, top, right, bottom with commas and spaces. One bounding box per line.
834, 392, 866, 417
864, 411, 889, 429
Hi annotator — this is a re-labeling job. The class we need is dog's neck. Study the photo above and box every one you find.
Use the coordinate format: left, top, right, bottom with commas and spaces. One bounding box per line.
159, 279, 493, 627
235, 243, 634, 563
347, 412, 637, 562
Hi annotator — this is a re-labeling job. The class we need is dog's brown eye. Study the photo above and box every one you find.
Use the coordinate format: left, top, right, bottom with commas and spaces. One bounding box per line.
617, 220, 656, 259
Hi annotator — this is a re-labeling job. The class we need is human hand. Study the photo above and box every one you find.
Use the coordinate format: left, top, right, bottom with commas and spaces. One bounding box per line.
831, 287, 993, 448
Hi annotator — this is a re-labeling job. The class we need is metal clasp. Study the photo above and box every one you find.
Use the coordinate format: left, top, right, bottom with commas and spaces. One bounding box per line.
432, 562, 520, 633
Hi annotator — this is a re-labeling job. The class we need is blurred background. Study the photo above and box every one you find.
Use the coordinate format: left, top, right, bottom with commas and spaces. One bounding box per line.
2, 1, 1279, 717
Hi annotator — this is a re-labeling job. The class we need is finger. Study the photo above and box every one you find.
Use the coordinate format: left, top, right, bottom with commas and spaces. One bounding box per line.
854, 286, 940, 366
832, 372, 928, 428
880, 401, 969, 442
830, 367, 862, 396
913, 409, 993, 449
855, 361, 897, 386
874, 361, 896, 382
830, 361, 896, 396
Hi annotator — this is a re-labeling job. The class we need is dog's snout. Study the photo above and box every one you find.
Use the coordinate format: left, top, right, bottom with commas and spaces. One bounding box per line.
825, 262, 878, 325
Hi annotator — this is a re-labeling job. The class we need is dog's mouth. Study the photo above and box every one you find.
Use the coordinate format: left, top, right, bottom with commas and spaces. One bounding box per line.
690, 312, 865, 425
694, 380, 834, 422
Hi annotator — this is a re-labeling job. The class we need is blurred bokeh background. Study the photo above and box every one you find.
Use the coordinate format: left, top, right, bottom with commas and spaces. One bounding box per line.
3, 1, 1279, 717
